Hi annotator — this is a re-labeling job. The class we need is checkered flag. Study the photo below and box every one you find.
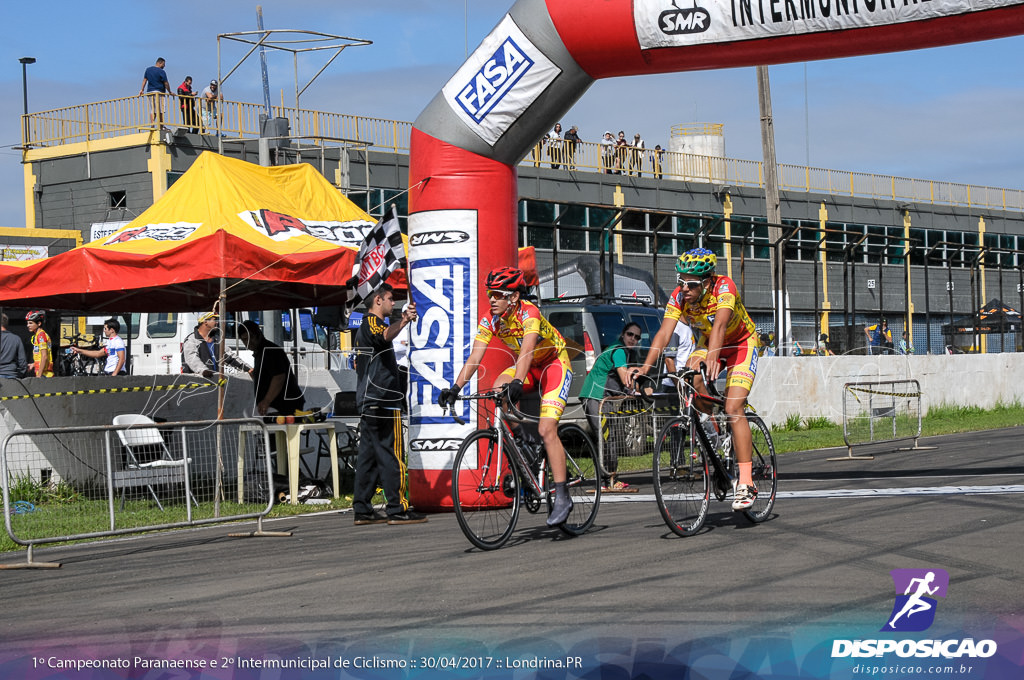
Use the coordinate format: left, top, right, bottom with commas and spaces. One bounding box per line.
346, 204, 406, 312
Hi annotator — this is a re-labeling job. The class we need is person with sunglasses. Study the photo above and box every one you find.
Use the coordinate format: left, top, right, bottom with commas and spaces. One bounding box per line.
579, 322, 642, 491
634, 247, 761, 511
438, 266, 575, 526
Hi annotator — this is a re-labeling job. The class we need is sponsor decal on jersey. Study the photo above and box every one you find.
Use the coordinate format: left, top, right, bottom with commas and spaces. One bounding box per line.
557, 369, 573, 401
442, 15, 561, 146
633, 0, 1018, 50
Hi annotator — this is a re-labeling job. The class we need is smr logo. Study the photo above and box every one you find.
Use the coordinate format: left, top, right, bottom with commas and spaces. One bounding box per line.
659, 1, 711, 35
882, 568, 949, 632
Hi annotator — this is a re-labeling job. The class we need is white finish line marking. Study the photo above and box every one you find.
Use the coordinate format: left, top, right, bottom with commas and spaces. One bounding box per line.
598, 485, 1024, 503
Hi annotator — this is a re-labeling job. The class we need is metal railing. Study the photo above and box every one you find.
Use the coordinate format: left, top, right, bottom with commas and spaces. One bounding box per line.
22, 95, 1024, 212
1, 418, 288, 569
22, 94, 412, 152
595, 395, 662, 479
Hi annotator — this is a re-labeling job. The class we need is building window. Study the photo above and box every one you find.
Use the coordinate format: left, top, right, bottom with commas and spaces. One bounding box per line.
557, 204, 588, 252
620, 211, 647, 254
524, 200, 556, 249
108, 190, 126, 209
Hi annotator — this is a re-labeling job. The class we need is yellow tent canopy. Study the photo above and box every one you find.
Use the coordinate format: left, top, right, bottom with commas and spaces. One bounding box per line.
0, 152, 377, 312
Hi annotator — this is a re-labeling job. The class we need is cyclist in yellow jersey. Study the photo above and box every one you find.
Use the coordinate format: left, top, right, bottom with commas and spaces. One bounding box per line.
635, 248, 762, 511
25, 310, 53, 378
439, 267, 575, 526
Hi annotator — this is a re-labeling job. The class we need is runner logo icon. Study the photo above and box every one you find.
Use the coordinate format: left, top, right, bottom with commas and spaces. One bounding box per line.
882, 568, 949, 632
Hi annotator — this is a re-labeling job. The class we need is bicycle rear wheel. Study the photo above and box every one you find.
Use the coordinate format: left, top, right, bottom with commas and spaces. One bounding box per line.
551, 423, 601, 536
743, 414, 777, 523
451, 430, 521, 550
653, 417, 710, 537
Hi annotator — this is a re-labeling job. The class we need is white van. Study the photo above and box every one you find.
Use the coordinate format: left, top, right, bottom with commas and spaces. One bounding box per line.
123, 308, 330, 375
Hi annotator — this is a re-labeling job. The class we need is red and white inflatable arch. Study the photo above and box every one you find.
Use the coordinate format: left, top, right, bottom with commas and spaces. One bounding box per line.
405, 0, 1024, 509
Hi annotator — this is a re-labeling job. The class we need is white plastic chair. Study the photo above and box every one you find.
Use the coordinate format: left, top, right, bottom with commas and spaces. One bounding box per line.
112, 414, 197, 509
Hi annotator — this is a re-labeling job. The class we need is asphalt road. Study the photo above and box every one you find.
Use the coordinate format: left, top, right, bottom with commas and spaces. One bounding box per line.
2, 429, 1022, 679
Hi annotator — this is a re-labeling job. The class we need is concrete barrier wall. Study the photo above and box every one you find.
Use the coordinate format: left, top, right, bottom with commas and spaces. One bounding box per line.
749, 354, 1024, 428
1, 356, 1019, 477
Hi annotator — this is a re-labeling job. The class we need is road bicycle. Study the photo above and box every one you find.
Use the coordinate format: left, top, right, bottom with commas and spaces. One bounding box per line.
647, 365, 777, 536
444, 385, 601, 550
59, 334, 103, 376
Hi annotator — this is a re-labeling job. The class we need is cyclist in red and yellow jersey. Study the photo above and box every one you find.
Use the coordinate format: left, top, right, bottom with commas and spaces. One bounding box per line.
25, 310, 53, 378
439, 266, 575, 526
635, 248, 762, 511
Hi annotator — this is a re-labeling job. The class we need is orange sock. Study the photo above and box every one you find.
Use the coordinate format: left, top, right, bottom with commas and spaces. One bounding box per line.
738, 461, 753, 487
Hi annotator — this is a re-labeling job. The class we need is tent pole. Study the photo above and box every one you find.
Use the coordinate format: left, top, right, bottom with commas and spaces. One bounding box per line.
217, 277, 227, 420
214, 277, 227, 515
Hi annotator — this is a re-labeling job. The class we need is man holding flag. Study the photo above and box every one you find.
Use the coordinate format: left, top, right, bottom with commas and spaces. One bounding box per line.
347, 205, 426, 525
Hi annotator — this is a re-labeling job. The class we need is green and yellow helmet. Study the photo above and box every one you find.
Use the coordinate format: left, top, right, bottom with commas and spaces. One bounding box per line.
676, 248, 717, 277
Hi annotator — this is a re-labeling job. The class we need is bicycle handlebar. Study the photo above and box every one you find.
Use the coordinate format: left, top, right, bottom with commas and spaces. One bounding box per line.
638, 362, 724, 403
440, 384, 541, 426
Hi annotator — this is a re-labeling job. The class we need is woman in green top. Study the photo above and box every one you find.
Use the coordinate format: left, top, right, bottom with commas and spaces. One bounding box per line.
580, 322, 641, 490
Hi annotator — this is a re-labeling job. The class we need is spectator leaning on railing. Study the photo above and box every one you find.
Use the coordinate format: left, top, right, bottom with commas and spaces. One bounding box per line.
177, 76, 199, 133
628, 133, 645, 176
601, 131, 616, 174
614, 130, 628, 174
201, 80, 223, 134
563, 125, 580, 169
650, 144, 665, 179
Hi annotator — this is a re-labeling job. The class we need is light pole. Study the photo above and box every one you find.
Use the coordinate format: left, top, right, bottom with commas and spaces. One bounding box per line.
19, 57, 36, 149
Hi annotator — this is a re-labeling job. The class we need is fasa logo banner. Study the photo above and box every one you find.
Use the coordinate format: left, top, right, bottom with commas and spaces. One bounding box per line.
442, 15, 560, 146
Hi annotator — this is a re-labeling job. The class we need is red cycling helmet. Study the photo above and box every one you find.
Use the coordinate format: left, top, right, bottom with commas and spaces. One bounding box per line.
25, 310, 46, 323
485, 267, 525, 292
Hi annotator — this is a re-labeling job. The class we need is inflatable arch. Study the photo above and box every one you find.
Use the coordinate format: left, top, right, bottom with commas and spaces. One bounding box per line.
404, 0, 1024, 509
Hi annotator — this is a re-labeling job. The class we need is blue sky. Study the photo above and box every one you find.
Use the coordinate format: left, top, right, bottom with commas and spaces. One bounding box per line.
1, 0, 1022, 229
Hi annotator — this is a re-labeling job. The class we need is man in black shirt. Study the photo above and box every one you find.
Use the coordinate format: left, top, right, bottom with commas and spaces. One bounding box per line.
238, 320, 304, 416
352, 283, 426, 525
0, 314, 27, 378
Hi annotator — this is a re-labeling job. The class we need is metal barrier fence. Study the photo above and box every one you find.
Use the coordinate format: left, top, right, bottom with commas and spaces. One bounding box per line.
839, 380, 927, 461
1, 418, 290, 569
595, 395, 677, 481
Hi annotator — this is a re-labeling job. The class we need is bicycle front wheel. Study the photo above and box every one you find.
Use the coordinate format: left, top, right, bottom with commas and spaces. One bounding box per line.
552, 423, 601, 537
653, 417, 710, 537
743, 414, 777, 523
451, 430, 521, 550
